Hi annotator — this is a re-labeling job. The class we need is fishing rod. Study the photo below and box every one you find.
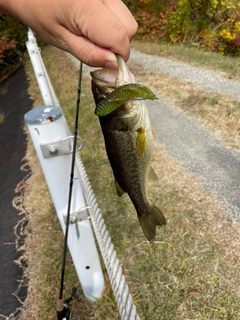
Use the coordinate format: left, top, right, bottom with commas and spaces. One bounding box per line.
57, 61, 83, 320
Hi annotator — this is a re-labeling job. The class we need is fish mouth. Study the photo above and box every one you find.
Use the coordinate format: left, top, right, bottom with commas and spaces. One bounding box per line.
90, 68, 118, 88
90, 55, 135, 89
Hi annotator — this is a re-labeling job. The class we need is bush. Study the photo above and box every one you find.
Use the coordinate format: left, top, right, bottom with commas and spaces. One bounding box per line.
0, 14, 27, 78
128, 0, 240, 55
199, 1, 240, 55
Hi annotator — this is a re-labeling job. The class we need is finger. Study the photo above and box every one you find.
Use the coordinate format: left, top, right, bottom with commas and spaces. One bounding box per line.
54, 28, 118, 67
71, 0, 132, 61
102, 0, 138, 40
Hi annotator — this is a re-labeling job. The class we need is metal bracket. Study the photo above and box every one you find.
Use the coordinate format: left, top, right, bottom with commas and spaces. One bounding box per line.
40, 135, 83, 158
63, 206, 91, 225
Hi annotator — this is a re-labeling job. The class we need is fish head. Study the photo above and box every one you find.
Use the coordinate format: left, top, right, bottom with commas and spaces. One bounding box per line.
91, 55, 136, 106
90, 68, 117, 105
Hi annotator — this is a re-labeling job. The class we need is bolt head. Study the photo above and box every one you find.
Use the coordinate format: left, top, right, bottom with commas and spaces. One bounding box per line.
49, 146, 58, 155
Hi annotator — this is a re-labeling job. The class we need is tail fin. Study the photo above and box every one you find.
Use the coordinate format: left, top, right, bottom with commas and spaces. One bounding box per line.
138, 206, 166, 243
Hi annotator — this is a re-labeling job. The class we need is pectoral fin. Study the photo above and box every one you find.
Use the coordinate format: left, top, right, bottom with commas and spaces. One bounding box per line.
148, 166, 161, 186
115, 180, 125, 197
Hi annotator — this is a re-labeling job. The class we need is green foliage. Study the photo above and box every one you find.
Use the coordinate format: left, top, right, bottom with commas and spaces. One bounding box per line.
204, 1, 240, 54
0, 14, 27, 78
131, 0, 240, 55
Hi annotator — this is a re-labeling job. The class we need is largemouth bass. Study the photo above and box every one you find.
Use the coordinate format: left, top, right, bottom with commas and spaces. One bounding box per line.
90, 55, 166, 242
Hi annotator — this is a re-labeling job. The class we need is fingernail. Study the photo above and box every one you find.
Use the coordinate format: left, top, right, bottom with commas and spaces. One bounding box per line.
104, 60, 118, 70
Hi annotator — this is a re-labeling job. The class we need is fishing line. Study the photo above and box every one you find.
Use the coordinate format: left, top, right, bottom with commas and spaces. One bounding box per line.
139, 93, 196, 120
57, 61, 83, 320
130, 96, 193, 119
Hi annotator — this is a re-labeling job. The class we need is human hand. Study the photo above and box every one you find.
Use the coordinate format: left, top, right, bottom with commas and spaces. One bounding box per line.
1, 0, 138, 67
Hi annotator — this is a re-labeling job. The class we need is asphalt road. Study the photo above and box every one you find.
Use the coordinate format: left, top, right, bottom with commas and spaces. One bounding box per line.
0, 66, 33, 318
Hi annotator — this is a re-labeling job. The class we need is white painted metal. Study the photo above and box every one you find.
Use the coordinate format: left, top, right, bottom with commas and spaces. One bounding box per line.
24, 106, 104, 301
26, 29, 59, 106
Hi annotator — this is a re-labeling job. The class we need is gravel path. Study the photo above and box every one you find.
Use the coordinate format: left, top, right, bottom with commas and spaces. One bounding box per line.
148, 99, 240, 222
130, 48, 240, 100
69, 50, 240, 222
128, 49, 240, 222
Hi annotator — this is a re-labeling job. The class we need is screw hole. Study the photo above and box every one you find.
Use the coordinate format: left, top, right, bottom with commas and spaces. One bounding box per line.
85, 266, 90, 270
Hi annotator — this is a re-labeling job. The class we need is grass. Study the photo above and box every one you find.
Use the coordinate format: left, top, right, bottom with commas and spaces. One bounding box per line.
20, 45, 240, 319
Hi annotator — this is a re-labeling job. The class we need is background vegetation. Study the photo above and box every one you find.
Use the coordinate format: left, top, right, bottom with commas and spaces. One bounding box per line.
1, 0, 240, 79
125, 0, 240, 55
0, 14, 27, 79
